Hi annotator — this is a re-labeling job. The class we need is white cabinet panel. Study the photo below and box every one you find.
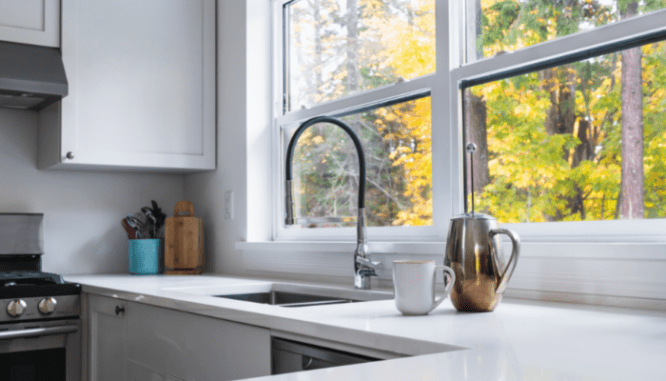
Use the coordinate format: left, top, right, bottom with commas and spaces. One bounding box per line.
38, 0, 215, 171
89, 295, 128, 381
127, 302, 272, 381
86, 295, 271, 381
0, 0, 60, 47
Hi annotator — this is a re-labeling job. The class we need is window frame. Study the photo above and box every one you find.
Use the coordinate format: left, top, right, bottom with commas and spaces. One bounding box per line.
271, 0, 453, 242
451, 7, 666, 244
272, 0, 666, 245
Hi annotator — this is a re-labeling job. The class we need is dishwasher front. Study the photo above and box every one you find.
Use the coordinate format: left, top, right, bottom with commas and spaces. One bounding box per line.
271, 337, 381, 375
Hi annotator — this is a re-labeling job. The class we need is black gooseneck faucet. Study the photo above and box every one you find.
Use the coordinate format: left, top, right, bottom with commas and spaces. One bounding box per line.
284, 116, 380, 290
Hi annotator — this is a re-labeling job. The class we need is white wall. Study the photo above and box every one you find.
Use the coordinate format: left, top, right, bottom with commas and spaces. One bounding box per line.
185, 0, 273, 275
0, 108, 185, 274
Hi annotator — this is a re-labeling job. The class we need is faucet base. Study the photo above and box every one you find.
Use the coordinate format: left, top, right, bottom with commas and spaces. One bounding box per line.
354, 275, 372, 290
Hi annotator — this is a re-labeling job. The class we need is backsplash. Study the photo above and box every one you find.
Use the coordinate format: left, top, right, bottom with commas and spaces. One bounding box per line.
0, 108, 185, 274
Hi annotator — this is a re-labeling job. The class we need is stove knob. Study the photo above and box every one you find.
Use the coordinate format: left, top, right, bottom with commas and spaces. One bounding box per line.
38, 297, 57, 315
7, 300, 27, 317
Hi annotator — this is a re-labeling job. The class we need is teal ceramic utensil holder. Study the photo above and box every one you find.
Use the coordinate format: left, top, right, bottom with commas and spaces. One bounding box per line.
128, 239, 161, 275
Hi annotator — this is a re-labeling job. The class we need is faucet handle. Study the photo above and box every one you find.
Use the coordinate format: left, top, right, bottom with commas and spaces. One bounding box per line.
355, 256, 381, 270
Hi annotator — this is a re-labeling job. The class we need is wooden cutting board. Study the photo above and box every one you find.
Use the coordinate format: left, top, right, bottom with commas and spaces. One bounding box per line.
164, 201, 204, 274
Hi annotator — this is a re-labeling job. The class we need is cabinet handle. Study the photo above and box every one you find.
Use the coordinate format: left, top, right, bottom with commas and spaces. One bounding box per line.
65, 152, 75, 160
115, 306, 125, 315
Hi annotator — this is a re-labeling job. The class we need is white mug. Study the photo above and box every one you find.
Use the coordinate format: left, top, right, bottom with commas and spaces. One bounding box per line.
393, 260, 455, 316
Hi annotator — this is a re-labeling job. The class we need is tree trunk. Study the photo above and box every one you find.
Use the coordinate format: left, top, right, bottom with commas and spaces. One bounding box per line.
570, 118, 593, 219
543, 67, 576, 139
542, 66, 577, 221
464, 0, 488, 211
619, 2, 644, 219
346, 0, 359, 94
464, 89, 489, 195
313, 0, 323, 99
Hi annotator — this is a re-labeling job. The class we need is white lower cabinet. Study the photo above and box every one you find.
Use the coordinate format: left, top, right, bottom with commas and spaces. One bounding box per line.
87, 294, 272, 381
88, 295, 128, 381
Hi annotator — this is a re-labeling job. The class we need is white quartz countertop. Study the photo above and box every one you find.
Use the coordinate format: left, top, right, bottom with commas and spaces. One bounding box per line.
65, 274, 666, 381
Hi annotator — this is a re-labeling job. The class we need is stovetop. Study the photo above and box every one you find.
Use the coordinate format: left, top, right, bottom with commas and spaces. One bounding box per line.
0, 271, 65, 286
0, 271, 80, 323
0, 272, 79, 299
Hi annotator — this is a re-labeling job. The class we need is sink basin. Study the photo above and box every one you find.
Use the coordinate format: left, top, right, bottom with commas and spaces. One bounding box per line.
215, 290, 358, 307
164, 281, 394, 307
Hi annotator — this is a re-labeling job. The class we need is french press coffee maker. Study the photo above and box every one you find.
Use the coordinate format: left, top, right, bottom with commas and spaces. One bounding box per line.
444, 143, 520, 312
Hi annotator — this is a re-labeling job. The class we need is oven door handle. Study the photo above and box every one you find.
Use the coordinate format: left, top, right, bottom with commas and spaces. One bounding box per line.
0, 325, 79, 341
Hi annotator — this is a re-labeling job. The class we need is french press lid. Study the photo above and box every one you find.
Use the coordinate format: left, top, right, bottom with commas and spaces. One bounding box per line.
451, 212, 496, 221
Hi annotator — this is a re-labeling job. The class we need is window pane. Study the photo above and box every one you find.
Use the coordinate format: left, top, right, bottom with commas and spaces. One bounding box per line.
288, 97, 432, 227
466, 0, 666, 63
285, 0, 435, 111
464, 39, 666, 223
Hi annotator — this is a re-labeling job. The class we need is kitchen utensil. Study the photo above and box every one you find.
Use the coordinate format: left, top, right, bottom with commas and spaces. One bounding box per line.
146, 214, 157, 238
393, 260, 455, 316
164, 201, 204, 274
125, 216, 145, 238
121, 219, 136, 239
139, 201, 166, 238
444, 143, 520, 312
150, 200, 166, 229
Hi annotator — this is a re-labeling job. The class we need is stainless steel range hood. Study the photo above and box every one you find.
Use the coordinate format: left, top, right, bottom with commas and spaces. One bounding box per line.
0, 41, 68, 111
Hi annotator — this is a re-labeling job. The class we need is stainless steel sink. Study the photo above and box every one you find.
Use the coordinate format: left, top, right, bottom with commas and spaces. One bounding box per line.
214, 290, 359, 307
164, 281, 394, 307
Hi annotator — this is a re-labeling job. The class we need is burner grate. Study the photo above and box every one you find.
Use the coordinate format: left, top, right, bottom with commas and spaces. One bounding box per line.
0, 272, 65, 287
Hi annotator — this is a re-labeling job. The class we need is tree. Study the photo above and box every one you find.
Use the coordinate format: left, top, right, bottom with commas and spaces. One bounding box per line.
472, 0, 666, 223
290, 0, 436, 227
619, 1, 644, 219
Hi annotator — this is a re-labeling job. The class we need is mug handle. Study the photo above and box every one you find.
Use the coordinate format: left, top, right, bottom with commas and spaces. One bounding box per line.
432, 266, 456, 309
489, 228, 521, 295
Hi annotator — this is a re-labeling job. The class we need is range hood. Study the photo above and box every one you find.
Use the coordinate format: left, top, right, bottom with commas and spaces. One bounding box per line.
0, 41, 68, 111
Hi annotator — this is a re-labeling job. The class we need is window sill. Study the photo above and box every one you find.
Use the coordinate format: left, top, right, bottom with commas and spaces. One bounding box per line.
235, 240, 666, 260
236, 240, 666, 310
235, 241, 446, 255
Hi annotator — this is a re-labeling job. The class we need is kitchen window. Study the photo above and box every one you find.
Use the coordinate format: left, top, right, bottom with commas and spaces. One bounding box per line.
273, 0, 666, 245
455, 1, 666, 243
463, 38, 666, 225
274, 0, 445, 241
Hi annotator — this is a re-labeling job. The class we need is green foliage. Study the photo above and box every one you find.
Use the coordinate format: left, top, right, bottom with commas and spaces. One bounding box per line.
472, 0, 666, 223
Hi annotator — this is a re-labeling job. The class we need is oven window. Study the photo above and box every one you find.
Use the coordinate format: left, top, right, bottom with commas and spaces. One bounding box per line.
6, 348, 66, 381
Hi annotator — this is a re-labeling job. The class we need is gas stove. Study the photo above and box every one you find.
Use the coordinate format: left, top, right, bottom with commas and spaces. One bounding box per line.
0, 266, 80, 323
0, 214, 82, 381
0, 214, 81, 322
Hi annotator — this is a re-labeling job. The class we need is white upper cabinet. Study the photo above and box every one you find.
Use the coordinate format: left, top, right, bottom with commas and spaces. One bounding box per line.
38, 0, 216, 172
0, 0, 60, 47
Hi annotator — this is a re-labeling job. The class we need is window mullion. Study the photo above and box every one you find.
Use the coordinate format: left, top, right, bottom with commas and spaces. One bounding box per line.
276, 74, 435, 127
453, 8, 666, 84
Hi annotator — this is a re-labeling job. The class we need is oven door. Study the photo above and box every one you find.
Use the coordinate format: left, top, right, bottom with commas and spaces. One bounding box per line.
0, 319, 81, 381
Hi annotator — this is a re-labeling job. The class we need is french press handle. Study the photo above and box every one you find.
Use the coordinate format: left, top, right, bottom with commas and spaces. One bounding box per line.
489, 228, 520, 295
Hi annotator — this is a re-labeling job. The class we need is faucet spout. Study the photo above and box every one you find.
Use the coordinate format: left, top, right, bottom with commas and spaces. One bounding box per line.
284, 116, 379, 290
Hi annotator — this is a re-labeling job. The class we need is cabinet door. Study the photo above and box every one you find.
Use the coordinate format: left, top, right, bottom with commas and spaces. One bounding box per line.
89, 295, 128, 381
126, 302, 272, 381
41, 0, 215, 171
0, 0, 60, 47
